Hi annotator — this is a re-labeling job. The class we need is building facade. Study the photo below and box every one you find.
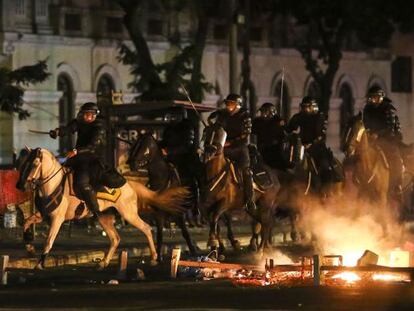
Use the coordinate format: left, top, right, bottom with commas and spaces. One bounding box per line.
0, 0, 413, 164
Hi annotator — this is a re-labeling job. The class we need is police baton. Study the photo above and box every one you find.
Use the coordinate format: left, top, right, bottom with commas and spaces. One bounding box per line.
179, 83, 207, 127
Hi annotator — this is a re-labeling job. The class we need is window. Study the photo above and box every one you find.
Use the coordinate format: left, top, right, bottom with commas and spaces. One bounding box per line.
97, 74, 115, 106
65, 13, 82, 31
213, 24, 227, 40
57, 74, 75, 154
392, 56, 412, 93
15, 0, 25, 16
36, 0, 48, 17
274, 80, 291, 119
106, 17, 123, 34
147, 19, 163, 36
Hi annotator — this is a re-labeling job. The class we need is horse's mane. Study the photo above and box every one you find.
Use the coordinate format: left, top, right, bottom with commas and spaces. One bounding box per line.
40, 148, 61, 167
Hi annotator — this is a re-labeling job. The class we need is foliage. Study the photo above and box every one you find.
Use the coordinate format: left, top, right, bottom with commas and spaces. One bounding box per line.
116, 0, 214, 103
0, 60, 50, 119
273, 0, 414, 112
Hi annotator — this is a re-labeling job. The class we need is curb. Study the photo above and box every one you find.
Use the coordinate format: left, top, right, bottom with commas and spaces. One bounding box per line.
7, 235, 253, 269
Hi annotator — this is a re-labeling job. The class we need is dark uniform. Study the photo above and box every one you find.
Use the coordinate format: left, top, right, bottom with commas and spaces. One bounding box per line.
160, 118, 202, 221
286, 96, 340, 185
208, 94, 255, 211
252, 103, 288, 169
362, 86, 403, 195
50, 102, 106, 216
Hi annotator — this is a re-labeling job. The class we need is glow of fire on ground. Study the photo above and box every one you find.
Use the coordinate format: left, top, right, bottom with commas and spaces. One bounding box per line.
330, 249, 411, 284
332, 272, 361, 283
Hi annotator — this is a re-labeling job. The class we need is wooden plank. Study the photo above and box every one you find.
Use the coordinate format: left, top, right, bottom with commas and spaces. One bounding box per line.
321, 265, 414, 273
1, 255, 9, 285
178, 260, 262, 271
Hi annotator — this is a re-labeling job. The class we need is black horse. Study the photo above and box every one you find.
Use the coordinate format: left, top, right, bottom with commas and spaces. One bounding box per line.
127, 132, 198, 260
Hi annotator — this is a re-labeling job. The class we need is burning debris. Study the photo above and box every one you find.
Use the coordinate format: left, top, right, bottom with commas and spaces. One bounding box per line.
171, 249, 413, 287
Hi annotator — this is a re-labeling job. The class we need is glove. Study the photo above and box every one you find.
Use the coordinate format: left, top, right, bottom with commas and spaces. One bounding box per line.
49, 129, 59, 139
65, 149, 77, 159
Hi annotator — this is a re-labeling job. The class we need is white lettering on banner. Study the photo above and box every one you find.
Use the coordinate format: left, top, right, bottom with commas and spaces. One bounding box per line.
118, 130, 140, 142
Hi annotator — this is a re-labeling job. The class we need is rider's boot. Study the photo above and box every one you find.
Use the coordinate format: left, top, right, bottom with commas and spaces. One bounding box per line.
243, 169, 257, 214
82, 185, 101, 218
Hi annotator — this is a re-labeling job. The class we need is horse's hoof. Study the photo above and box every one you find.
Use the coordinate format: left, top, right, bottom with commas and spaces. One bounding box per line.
218, 245, 226, 254
249, 242, 258, 252
150, 259, 158, 266
218, 254, 226, 261
232, 240, 241, 251
34, 263, 44, 270
25, 244, 36, 256
97, 261, 108, 270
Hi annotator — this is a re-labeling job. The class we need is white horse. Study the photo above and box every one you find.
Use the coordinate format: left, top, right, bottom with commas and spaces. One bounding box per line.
16, 147, 188, 269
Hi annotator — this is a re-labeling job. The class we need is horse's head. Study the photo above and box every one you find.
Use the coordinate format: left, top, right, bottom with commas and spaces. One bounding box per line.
127, 132, 159, 170
342, 112, 365, 158
202, 124, 227, 163
16, 147, 43, 191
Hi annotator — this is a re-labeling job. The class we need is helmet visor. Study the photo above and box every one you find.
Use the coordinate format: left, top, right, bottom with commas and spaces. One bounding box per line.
79, 110, 97, 123
225, 100, 240, 113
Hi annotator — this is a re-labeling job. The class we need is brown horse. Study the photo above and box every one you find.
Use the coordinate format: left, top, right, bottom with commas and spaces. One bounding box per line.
342, 114, 391, 228
16, 147, 188, 269
201, 124, 280, 253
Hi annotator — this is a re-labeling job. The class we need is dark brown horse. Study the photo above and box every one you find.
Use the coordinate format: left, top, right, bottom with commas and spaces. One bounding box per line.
127, 132, 197, 260
201, 124, 280, 253
342, 113, 391, 229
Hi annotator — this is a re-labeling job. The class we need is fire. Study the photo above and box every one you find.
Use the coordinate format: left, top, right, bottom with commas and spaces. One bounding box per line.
332, 272, 361, 283
372, 274, 410, 282
342, 252, 363, 266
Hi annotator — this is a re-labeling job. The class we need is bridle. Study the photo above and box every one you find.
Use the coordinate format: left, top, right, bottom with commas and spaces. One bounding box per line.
24, 150, 65, 190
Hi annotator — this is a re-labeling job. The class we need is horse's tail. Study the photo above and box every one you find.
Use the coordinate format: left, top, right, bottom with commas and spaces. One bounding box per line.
128, 181, 189, 214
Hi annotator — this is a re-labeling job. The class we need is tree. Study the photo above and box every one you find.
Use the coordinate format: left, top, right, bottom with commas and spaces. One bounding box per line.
273, 0, 413, 113
116, 0, 213, 102
0, 60, 50, 119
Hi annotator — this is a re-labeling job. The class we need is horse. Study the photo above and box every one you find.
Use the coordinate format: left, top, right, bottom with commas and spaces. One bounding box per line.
201, 124, 280, 253
342, 113, 391, 228
16, 147, 188, 269
127, 132, 199, 260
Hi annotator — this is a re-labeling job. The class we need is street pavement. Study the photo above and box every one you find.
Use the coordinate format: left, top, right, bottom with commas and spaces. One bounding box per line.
1, 222, 413, 310
1, 261, 414, 310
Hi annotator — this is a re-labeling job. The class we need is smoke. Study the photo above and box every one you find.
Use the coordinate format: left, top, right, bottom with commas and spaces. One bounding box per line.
296, 192, 406, 266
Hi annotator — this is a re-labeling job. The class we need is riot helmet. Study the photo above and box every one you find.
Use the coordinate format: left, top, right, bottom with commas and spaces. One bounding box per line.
258, 102, 277, 119
367, 86, 385, 105
77, 102, 100, 123
224, 93, 243, 115
300, 96, 319, 114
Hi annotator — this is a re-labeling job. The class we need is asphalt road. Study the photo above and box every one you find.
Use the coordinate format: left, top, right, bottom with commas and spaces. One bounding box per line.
1, 260, 414, 311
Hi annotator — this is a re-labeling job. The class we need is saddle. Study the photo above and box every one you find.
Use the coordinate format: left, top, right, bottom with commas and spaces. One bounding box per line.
68, 172, 123, 203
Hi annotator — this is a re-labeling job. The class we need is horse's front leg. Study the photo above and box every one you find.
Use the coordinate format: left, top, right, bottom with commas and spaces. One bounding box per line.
35, 215, 65, 270
176, 215, 197, 255
223, 213, 240, 250
207, 204, 220, 251
155, 214, 165, 262
23, 212, 43, 255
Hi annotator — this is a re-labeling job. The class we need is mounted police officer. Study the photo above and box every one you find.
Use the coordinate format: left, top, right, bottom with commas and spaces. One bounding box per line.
362, 86, 404, 197
252, 102, 289, 170
49, 102, 106, 217
287, 96, 342, 187
207, 94, 256, 213
160, 117, 203, 225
